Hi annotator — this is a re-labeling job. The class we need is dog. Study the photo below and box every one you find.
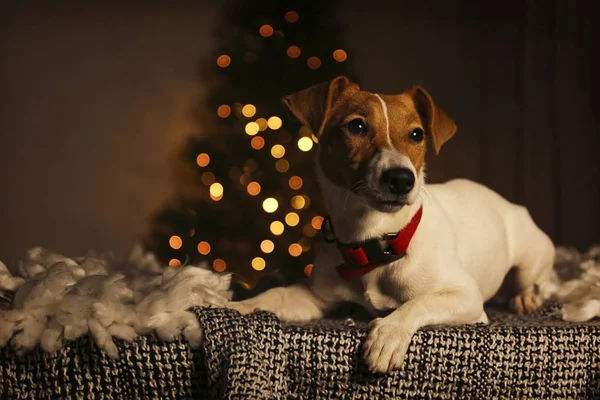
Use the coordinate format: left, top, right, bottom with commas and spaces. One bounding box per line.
229, 76, 555, 373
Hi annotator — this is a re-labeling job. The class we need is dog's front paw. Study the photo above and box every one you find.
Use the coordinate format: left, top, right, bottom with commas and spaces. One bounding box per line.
227, 301, 259, 315
510, 285, 542, 314
363, 317, 415, 373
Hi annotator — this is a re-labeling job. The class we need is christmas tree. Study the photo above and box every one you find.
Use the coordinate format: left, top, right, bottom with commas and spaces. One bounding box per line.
144, 0, 354, 295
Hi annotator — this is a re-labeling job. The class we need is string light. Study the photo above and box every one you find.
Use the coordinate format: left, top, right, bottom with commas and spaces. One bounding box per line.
307, 56, 321, 70
285, 10, 299, 23
213, 259, 226, 272
267, 116, 283, 130
252, 257, 266, 271
287, 46, 301, 58
259, 25, 274, 37
242, 104, 256, 118
270, 221, 284, 235
304, 264, 314, 276
217, 105, 231, 118
260, 240, 274, 253
288, 244, 302, 257
298, 137, 314, 151
291, 195, 306, 209
169, 259, 182, 268
288, 176, 303, 190
202, 172, 216, 186
196, 153, 210, 167
247, 181, 261, 196
285, 212, 300, 226
333, 49, 348, 62
245, 122, 260, 136
210, 182, 224, 197
275, 159, 289, 172
197, 241, 211, 255
311, 134, 319, 143
169, 235, 183, 250
311, 216, 324, 229
217, 55, 231, 68
256, 118, 268, 131
263, 198, 279, 213
271, 144, 285, 158
251, 136, 265, 150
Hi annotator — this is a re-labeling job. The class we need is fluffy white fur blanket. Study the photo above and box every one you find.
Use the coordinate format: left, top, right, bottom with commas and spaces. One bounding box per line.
0, 244, 598, 359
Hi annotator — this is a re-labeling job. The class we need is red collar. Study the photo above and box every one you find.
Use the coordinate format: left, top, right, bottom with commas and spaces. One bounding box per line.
322, 206, 423, 281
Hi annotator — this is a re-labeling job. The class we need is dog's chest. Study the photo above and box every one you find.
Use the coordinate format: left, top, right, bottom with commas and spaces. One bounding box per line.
360, 263, 413, 312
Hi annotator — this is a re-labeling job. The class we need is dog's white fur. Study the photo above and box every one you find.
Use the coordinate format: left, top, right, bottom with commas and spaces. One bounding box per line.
229, 90, 555, 373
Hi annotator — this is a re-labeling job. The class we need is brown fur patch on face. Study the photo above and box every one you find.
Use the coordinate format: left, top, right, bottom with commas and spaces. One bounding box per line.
318, 90, 427, 192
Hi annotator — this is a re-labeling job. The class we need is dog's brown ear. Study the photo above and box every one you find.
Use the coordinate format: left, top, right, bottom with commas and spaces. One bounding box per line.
282, 76, 356, 136
408, 86, 457, 154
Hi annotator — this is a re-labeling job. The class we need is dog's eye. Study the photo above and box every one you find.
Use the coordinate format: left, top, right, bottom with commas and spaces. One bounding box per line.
347, 118, 368, 135
408, 128, 424, 142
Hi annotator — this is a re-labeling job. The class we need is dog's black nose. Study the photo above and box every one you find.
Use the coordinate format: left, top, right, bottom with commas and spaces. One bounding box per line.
380, 168, 415, 196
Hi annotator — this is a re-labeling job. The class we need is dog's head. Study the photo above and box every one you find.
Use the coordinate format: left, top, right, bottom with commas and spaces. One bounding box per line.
282, 76, 456, 213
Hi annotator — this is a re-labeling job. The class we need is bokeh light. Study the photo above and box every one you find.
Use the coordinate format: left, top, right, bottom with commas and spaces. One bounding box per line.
169, 259, 182, 268
259, 25, 274, 37
287, 46, 301, 58
213, 259, 226, 272
245, 122, 260, 136
263, 197, 279, 213
197, 241, 211, 255
285, 10, 299, 23
169, 235, 183, 250
275, 159, 290, 172
288, 176, 303, 190
217, 55, 231, 68
303, 224, 317, 237
252, 257, 266, 271
304, 264, 314, 276
239, 173, 252, 186
260, 240, 275, 254
202, 172, 215, 186
267, 116, 283, 130
270, 221, 285, 235
307, 56, 321, 69
210, 182, 224, 197
298, 137, 314, 151
242, 104, 257, 118
256, 118, 268, 131
285, 212, 300, 226
217, 104, 231, 118
291, 195, 306, 209
247, 181, 261, 196
333, 49, 348, 62
311, 216, 324, 230
288, 243, 302, 257
196, 153, 210, 167
271, 144, 285, 158
251, 136, 265, 150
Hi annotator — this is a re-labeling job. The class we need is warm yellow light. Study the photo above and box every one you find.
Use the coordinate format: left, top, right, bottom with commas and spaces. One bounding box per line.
311, 134, 319, 143
286, 45, 301, 59
303, 224, 317, 237
169, 259, 182, 268
302, 195, 311, 208
247, 181, 261, 196
307, 56, 321, 70
252, 257, 266, 271
333, 49, 348, 62
288, 176, 303, 190
202, 172, 215, 186
197, 241, 211, 255
217, 55, 231, 68
288, 243, 302, 257
242, 104, 256, 118
196, 153, 210, 167
311, 216, 324, 230
291, 195, 306, 209
169, 235, 183, 250
275, 159, 290, 172
260, 240, 275, 253
213, 259, 226, 272
304, 264, 314, 276
217, 104, 231, 118
267, 116, 283, 130
245, 122, 260, 136
285, 212, 300, 226
251, 136, 265, 150
263, 197, 279, 213
211, 193, 223, 201
298, 137, 314, 151
256, 118, 268, 131
259, 25, 274, 37
285, 10, 299, 23
270, 144, 285, 159
210, 182, 224, 197
270, 221, 285, 235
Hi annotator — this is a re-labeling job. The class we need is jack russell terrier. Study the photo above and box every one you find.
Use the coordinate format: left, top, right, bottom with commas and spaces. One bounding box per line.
229, 76, 555, 373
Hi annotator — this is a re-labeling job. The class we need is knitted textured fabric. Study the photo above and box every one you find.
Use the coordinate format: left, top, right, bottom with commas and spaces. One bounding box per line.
2, 298, 599, 399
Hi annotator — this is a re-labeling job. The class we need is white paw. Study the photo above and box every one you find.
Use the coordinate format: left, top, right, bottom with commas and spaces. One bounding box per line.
510, 285, 542, 314
363, 317, 415, 373
227, 301, 259, 315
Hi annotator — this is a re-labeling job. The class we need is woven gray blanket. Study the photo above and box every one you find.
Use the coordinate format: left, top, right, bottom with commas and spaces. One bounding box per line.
1, 301, 599, 399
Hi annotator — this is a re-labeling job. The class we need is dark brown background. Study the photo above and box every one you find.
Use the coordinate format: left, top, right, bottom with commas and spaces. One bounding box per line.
1, 0, 598, 268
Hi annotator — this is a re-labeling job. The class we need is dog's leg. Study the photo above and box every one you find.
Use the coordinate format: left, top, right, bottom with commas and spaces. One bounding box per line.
364, 282, 483, 373
228, 281, 333, 322
508, 207, 555, 314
